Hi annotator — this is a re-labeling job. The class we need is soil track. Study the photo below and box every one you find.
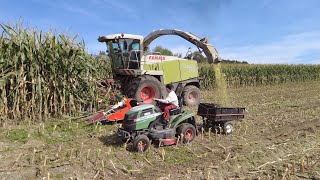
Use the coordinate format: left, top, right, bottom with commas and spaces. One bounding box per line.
0, 82, 319, 179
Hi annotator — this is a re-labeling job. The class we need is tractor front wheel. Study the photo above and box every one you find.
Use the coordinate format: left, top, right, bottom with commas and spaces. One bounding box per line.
132, 134, 151, 152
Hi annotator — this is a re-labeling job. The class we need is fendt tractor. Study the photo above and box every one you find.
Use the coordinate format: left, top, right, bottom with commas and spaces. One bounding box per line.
98, 29, 221, 106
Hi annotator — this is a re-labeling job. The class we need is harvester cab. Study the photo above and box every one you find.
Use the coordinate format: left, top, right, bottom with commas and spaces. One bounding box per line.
98, 29, 221, 105
98, 34, 143, 70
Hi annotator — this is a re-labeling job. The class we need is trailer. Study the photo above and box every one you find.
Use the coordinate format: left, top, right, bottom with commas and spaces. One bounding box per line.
197, 103, 245, 134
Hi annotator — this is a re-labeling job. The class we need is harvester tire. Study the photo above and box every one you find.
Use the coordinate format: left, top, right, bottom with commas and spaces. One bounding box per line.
177, 123, 196, 143
182, 85, 200, 106
125, 75, 162, 104
133, 134, 151, 152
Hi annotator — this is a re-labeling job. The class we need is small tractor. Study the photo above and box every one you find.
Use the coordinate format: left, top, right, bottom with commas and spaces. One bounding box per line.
98, 29, 221, 106
117, 99, 245, 152
117, 98, 197, 152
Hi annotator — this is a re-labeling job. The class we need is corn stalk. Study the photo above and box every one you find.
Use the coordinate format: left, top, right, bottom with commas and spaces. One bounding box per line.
0, 22, 111, 123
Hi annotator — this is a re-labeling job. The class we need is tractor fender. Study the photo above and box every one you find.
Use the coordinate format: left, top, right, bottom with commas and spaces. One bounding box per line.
170, 111, 196, 129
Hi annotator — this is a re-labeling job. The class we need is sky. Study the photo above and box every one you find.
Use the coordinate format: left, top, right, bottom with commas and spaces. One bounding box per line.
1, 0, 320, 64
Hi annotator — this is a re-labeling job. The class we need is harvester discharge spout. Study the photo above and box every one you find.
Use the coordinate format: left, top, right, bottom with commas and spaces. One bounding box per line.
143, 29, 221, 63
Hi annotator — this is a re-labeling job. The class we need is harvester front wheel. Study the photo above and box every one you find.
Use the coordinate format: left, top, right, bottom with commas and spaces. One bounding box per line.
133, 134, 151, 152
126, 75, 162, 104
183, 85, 200, 106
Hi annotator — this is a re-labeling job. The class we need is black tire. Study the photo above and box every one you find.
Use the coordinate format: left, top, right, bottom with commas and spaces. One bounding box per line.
176, 123, 196, 143
125, 75, 162, 104
132, 134, 151, 152
223, 121, 235, 135
182, 85, 200, 106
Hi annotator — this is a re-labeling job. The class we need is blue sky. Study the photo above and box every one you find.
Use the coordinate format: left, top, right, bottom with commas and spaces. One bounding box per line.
1, 0, 320, 64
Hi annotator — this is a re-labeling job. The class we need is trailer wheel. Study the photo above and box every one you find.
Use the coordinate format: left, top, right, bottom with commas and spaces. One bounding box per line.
183, 85, 200, 106
177, 123, 196, 143
132, 134, 151, 152
223, 121, 235, 135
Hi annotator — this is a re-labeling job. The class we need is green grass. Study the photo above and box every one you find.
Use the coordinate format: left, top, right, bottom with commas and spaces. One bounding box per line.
53, 173, 64, 180
163, 146, 196, 164
6, 128, 28, 143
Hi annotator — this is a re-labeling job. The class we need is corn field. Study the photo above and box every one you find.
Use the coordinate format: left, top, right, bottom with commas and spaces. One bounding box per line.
200, 63, 320, 89
0, 23, 110, 123
1, 23, 320, 122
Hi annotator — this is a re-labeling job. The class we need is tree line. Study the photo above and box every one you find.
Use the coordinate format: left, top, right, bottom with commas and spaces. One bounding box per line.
98, 45, 248, 64
152, 46, 248, 64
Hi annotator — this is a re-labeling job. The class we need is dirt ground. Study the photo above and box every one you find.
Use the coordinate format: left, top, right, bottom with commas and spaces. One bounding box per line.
0, 81, 319, 180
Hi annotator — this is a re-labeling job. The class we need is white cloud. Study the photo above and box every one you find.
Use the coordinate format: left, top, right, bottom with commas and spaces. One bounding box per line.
61, 3, 94, 18
170, 45, 191, 55
100, 0, 139, 20
220, 31, 320, 64
308, 59, 320, 64
30, 0, 100, 20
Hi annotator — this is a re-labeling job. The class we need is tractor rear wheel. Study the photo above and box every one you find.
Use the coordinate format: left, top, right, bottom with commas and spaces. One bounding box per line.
132, 134, 151, 152
125, 75, 162, 104
183, 85, 200, 106
177, 123, 196, 143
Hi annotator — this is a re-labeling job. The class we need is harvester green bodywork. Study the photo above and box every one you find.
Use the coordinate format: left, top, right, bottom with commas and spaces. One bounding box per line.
143, 59, 198, 84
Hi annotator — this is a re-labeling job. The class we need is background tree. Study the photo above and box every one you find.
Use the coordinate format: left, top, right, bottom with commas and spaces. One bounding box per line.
99, 51, 106, 56
192, 51, 207, 63
152, 45, 249, 64
152, 46, 173, 56
173, 53, 182, 58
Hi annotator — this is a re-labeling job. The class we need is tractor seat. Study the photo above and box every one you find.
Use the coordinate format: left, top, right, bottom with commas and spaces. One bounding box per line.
169, 108, 181, 115
169, 97, 183, 115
